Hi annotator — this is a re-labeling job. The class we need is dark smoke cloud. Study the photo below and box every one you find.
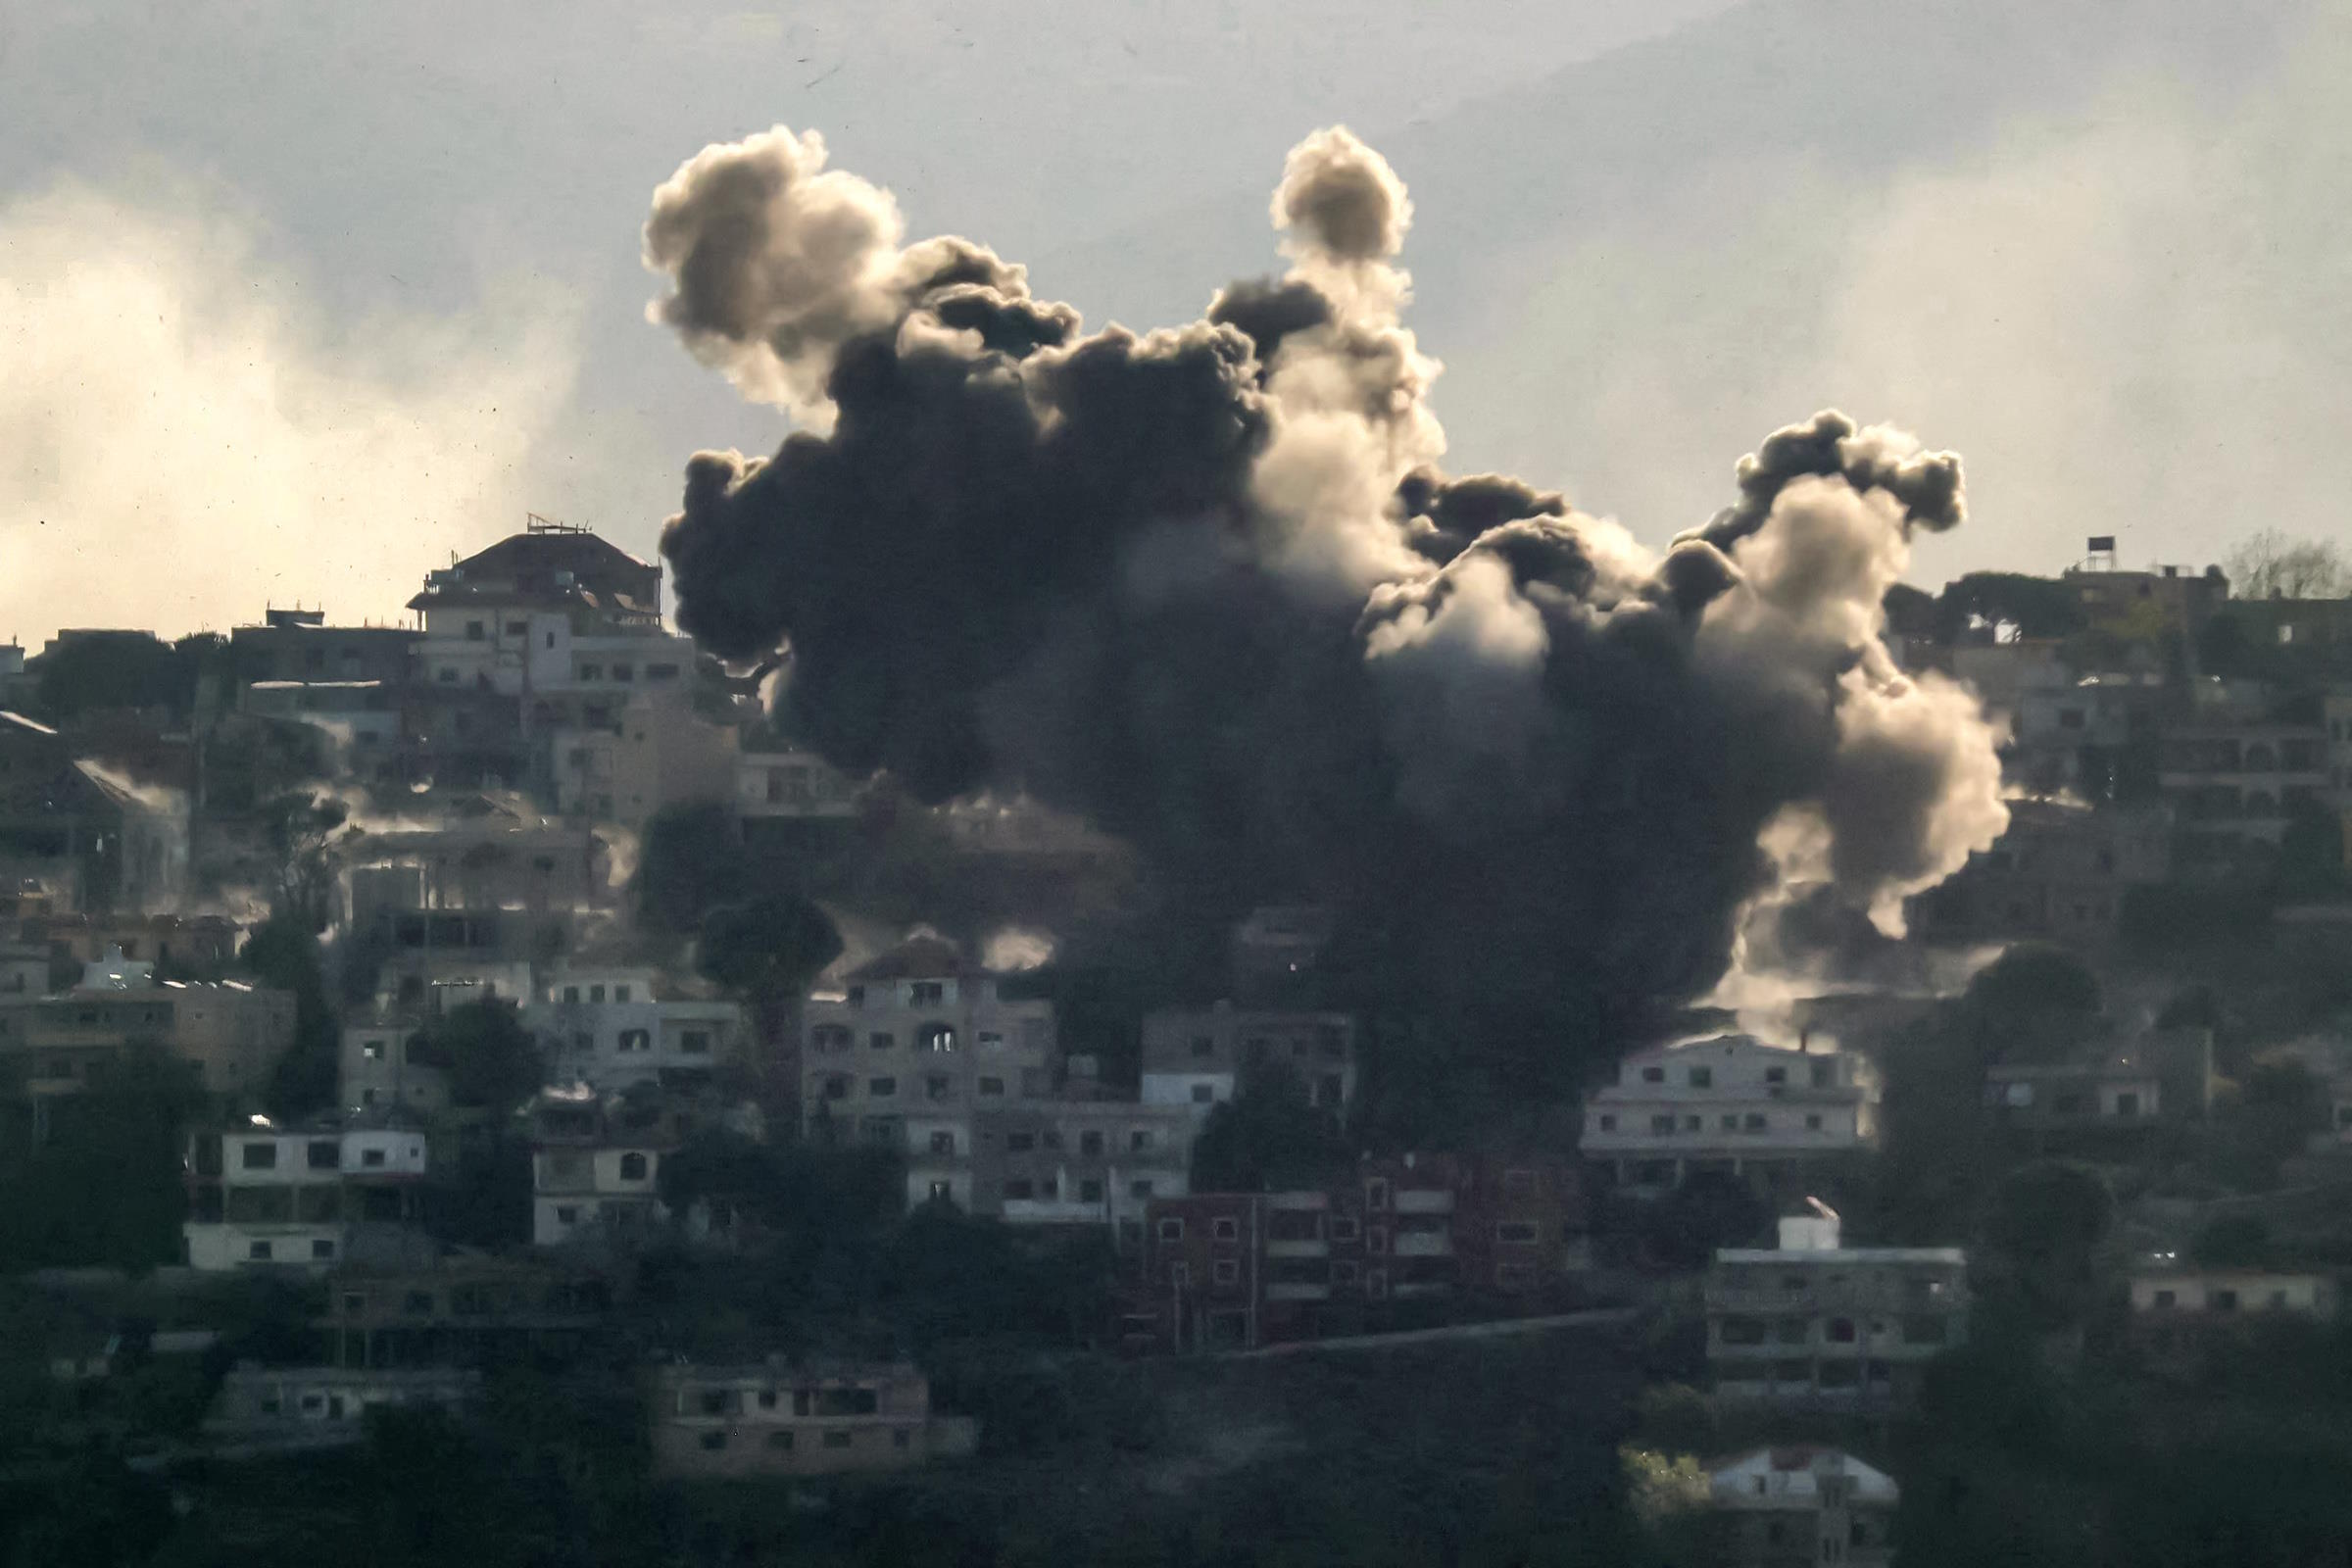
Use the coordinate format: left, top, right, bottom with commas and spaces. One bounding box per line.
645, 122, 2007, 1074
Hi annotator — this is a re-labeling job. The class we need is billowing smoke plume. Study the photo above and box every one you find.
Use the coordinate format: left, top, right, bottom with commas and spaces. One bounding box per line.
645, 123, 2008, 1077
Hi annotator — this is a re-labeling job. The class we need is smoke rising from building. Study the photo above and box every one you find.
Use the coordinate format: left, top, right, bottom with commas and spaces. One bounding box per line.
644, 123, 2008, 1070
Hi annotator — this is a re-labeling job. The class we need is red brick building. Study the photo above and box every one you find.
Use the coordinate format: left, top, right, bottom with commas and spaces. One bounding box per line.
1120, 1153, 1588, 1352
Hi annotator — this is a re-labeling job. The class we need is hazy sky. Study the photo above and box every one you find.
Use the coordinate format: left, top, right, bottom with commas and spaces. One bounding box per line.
2, 0, 2344, 644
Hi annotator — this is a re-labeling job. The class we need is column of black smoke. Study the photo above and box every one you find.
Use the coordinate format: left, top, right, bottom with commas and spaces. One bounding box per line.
643, 125, 2008, 1079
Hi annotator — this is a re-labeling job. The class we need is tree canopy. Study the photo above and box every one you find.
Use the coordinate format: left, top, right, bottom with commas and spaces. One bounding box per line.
2224, 528, 2350, 602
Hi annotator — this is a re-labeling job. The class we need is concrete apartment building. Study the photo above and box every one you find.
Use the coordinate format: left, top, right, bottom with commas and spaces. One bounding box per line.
2130, 1269, 2339, 1328
968, 1095, 1196, 1238
1139, 1003, 1357, 1119
1705, 1209, 1969, 1410
802, 934, 1055, 1210
523, 963, 747, 1094
0, 946, 296, 1100
2159, 721, 2328, 849
647, 1359, 977, 1480
0, 711, 189, 914
552, 695, 738, 827
182, 1116, 432, 1272
319, 1256, 613, 1369
1703, 1447, 1898, 1568
526, 1087, 677, 1250
737, 745, 860, 835
1581, 1035, 1880, 1196
1983, 1057, 2164, 1130
204, 1364, 476, 1453
1906, 798, 2171, 949
1128, 1154, 1590, 1351
339, 1012, 447, 1117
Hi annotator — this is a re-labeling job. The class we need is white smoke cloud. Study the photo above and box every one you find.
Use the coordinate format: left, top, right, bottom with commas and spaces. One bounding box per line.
0, 180, 583, 645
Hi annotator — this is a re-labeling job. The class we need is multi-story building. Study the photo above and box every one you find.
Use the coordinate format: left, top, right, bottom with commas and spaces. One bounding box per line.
1983, 1057, 2163, 1130
340, 791, 610, 914
2061, 561, 2227, 638
1704, 1208, 1968, 1410
1139, 1003, 1357, 1120
646, 1359, 977, 1479
1906, 798, 2170, 948
526, 1086, 679, 1250
1702, 1447, 1898, 1568
1128, 1154, 1590, 1351
552, 695, 739, 828
967, 1096, 1196, 1238
182, 1114, 432, 1272
736, 745, 861, 836
318, 1256, 613, 1368
2159, 721, 2328, 850
203, 1364, 476, 1452
0, 711, 188, 914
2008, 670, 2167, 799
523, 963, 747, 1094
0, 947, 296, 1101
801, 934, 1054, 1209
338, 1011, 446, 1117
1580, 1035, 1879, 1197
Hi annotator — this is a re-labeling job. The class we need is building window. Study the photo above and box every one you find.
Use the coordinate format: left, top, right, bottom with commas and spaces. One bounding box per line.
977, 1076, 1005, 1097
1191, 1084, 1215, 1103
921, 1023, 957, 1053
564, 986, 581, 1004
1079, 1130, 1104, 1156
823, 1431, 853, 1449
869, 1077, 898, 1099
869, 1031, 894, 1051
1827, 1317, 1857, 1343
555, 1206, 579, 1225
589, 985, 607, 1004
1005, 1132, 1035, 1152
1367, 1227, 1389, 1254
312, 1239, 335, 1259
307, 1139, 339, 1169
613, 985, 632, 1004
1130, 1179, 1154, 1198
1764, 1066, 1788, 1085
1597, 1114, 1617, 1132
2212, 1289, 2239, 1311
240, 1141, 278, 1171
823, 1076, 850, 1101
1129, 1130, 1152, 1152
362, 1039, 385, 1061
466, 620, 486, 641
698, 1432, 726, 1452
2150, 1289, 2177, 1309
1688, 1066, 1711, 1088
927, 1075, 951, 1101
929, 1180, 952, 1203
1080, 1179, 1103, 1202
1650, 1114, 1676, 1135
1157, 1217, 1184, 1243
929, 1131, 956, 1154
1743, 1113, 1767, 1131
765, 1430, 794, 1451
1211, 1216, 1240, 1243
1331, 1216, 1360, 1243
1366, 1178, 1391, 1209
362, 1148, 386, 1168
1004, 1180, 1034, 1200
1682, 1114, 1701, 1131
1213, 1259, 1240, 1286
618, 1152, 650, 1181
1641, 1065, 1665, 1084
1805, 1113, 1824, 1131
909, 981, 946, 1005
249, 1242, 273, 1261
619, 1029, 651, 1053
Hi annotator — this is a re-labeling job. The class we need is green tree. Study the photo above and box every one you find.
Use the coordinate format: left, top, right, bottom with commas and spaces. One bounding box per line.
1963, 942, 2101, 1063
2224, 527, 2349, 601
1982, 1160, 2113, 1329
1189, 1059, 1348, 1193
247, 913, 341, 1118
0, 1045, 201, 1271
409, 1000, 542, 1113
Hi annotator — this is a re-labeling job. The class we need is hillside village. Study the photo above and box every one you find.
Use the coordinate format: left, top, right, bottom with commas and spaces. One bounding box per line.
6, 522, 2352, 1563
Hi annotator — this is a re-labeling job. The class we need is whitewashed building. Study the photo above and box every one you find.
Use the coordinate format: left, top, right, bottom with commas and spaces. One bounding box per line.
1139, 1003, 1357, 1119
182, 1116, 431, 1272
523, 964, 747, 1093
1704, 1446, 1898, 1568
1581, 1035, 1880, 1191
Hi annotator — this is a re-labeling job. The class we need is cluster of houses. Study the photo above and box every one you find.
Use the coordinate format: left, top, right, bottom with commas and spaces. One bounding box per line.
10, 528, 2352, 1520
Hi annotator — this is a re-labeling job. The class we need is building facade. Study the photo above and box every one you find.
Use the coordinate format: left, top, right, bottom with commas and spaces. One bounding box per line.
801, 935, 1055, 1210
1139, 1003, 1357, 1119
1703, 1447, 1898, 1568
1705, 1213, 1969, 1410
646, 1359, 975, 1479
182, 1117, 432, 1271
523, 964, 747, 1093
1581, 1036, 1879, 1194
526, 1088, 676, 1250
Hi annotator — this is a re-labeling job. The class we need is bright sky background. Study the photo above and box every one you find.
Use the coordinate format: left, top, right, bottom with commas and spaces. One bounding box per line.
2, 0, 2345, 644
